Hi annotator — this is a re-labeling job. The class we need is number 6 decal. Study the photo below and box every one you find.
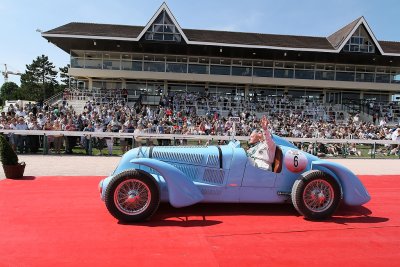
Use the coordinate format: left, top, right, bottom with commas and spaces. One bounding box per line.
285, 150, 307, 173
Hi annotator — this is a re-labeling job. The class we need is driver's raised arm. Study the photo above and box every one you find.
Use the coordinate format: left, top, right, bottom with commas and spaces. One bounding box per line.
261, 116, 276, 150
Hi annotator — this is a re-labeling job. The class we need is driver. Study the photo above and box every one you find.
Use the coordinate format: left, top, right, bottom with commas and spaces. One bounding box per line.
247, 115, 276, 171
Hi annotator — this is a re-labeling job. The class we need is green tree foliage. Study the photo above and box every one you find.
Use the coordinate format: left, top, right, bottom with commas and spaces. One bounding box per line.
59, 64, 76, 90
20, 55, 59, 102
0, 82, 19, 104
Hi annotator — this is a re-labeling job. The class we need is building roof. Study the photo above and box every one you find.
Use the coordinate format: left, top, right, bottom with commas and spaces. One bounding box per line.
43, 21, 400, 55
44, 22, 143, 39
327, 17, 363, 49
42, 2, 400, 56
184, 29, 333, 50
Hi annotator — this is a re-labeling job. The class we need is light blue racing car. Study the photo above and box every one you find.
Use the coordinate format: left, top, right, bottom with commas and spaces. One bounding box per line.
99, 136, 370, 222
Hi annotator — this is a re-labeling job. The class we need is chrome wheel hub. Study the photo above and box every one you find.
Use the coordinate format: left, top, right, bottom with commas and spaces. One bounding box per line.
303, 179, 334, 212
114, 179, 151, 215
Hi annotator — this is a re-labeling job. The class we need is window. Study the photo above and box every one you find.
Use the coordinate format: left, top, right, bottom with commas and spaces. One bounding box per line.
274, 69, 294, 79
253, 68, 273, 77
232, 66, 251, 76
144, 10, 182, 42
343, 26, 375, 53
188, 64, 208, 74
210, 65, 230, 75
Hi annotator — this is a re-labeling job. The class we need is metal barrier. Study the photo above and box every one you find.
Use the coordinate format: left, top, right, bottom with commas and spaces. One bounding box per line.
0, 129, 399, 158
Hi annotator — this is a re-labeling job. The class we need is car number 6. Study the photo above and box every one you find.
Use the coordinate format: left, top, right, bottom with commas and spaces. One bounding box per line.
294, 155, 299, 167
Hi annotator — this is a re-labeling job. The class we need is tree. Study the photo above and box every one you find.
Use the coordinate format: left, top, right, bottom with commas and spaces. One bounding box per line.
20, 55, 59, 102
59, 64, 77, 90
0, 82, 19, 104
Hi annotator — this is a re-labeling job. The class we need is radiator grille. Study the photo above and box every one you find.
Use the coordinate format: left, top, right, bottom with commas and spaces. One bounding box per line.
153, 151, 204, 165
173, 164, 200, 181
206, 154, 219, 167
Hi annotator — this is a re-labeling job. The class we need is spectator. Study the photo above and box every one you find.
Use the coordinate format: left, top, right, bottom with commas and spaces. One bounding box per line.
82, 122, 95, 155
119, 124, 128, 154
105, 124, 114, 156
52, 120, 63, 154
64, 119, 77, 154
15, 117, 29, 154
94, 122, 105, 156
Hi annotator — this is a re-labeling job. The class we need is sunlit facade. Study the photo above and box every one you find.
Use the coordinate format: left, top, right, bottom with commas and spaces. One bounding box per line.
42, 3, 400, 105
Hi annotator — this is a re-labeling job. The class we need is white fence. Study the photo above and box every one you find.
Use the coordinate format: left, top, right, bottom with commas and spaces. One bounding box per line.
0, 129, 399, 158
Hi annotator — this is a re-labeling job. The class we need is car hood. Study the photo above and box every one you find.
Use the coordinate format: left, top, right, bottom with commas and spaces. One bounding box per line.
113, 145, 235, 176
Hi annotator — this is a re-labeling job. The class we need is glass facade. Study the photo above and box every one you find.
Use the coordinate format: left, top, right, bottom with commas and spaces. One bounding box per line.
70, 50, 400, 85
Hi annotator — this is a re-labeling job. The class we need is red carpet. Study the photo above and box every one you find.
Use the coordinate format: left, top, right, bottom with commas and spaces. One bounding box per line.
0, 175, 399, 267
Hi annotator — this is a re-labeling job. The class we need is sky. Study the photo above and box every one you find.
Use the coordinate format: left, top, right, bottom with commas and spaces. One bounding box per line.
0, 0, 399, 85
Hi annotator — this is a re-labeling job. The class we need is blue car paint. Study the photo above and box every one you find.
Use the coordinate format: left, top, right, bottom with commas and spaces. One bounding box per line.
272, 135, 298, 149
100, 139, 370, 209
273, 146, 317, 192
129, 158, 204, 208
312, 161, 371, 205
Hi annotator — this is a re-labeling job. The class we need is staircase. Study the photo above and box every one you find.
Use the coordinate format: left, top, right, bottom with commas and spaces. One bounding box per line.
67, 99, 87, 114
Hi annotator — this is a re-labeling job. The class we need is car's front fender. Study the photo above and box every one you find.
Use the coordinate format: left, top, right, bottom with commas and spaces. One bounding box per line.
312, 160, 371, 206
130, 158, 204, 208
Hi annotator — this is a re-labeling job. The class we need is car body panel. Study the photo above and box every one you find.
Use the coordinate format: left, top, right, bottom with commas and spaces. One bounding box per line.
311, 161, 371, 205
100, 135, 370, 210
129, 158, 203, 208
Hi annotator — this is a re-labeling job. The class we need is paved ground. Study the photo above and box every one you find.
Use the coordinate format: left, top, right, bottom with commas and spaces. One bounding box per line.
1, 154, 399, 179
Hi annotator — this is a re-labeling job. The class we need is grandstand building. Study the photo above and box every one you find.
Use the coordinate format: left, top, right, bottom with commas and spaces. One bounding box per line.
41, 3, 400, 117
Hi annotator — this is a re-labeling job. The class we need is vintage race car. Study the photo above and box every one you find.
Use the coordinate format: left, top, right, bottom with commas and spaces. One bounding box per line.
99, 136, 370, 222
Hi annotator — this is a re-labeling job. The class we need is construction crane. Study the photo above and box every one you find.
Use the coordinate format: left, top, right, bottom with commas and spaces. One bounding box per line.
1, 64, 22, 83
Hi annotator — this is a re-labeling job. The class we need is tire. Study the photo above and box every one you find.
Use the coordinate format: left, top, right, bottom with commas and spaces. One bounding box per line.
104, 170, 160, 222
292, 170, 341, 220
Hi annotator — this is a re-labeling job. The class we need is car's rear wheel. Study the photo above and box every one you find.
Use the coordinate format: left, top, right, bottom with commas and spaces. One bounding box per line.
104, 170, 160, 222
292, 170, 341, 220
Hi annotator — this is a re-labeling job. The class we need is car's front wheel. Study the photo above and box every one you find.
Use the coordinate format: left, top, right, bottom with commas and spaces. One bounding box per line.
292, 170, 341, 220
104, 170, 160, 222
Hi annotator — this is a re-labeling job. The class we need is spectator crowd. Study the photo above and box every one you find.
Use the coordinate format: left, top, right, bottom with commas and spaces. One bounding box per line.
1, 95, 399, 157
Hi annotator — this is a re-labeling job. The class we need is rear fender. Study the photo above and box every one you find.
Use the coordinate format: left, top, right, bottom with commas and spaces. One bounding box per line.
130, 158, 203, 208
312, 161, 370, 206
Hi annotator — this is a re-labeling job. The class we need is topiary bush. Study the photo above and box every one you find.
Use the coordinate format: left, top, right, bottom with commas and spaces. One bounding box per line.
0, 134, 19, 165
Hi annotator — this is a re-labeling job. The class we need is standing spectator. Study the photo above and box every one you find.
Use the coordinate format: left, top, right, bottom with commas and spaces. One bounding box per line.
94, 122, 105, 155
43, 121, 54, 153
64, 119, 76, 154
28, 119, 41, 153
119, 124, 128, 154
15, 117, 29, 154
105, 124, 114, 156
82, 122, 95, 155
52, 120, 63, 154
133, 124, 144, 147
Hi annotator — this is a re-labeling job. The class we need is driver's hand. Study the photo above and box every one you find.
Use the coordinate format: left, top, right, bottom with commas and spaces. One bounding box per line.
261, 115, 269, 129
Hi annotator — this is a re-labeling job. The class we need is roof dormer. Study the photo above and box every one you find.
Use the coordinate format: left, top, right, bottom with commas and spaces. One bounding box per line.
137, 2, 188, 43
328, 16, 384, 55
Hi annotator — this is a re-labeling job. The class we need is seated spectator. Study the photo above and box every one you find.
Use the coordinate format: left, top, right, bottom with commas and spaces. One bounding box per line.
349, 143, 361, 156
